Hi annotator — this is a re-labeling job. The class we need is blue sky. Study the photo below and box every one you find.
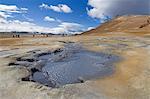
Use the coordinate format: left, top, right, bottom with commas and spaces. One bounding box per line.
0, 0, 149, 34
2, 0, 98, 27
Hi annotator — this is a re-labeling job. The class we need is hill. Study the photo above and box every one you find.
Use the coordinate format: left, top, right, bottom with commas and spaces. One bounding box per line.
83, 15, 150, 35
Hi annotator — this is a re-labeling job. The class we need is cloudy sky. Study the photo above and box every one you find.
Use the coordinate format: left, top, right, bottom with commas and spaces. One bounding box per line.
0, 0, 149, 34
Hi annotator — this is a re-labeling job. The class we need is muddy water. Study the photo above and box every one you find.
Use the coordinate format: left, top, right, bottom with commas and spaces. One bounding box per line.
11, 43, 119, 87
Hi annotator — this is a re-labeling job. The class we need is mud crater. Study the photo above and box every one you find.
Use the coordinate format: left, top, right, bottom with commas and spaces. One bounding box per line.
9, 43, 119, 88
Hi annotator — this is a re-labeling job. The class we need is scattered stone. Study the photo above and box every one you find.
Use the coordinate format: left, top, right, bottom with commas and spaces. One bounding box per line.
37, 52, 51, 57
58, 41, 75, 44
77, 77, 85, 83
53, 48, 63, 54
8, 62, 19, 66
16, 57, 35, 62
30, 68, 40, 73
21, 76, 30, 81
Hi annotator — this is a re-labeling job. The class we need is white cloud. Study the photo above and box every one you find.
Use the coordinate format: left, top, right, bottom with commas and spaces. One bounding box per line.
0, 4, 82, 34
0, 18, 83, 34
87, 0, 149, 21
22, 14, 34, 22
0, 4, 28, 13
87, 27, 95, 31
0, 17, 7, 24
59, 22, 82, 31
87, 0, 110, 19
39, 3, 72, 13
58, 4, 72, 13
0, 4, 28, 23
0, 12, 11, 18
54, 22, 83, 34
44, 16, 55, 22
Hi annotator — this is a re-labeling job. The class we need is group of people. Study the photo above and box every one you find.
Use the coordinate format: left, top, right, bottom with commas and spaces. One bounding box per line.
12, 35, 20, 38
33, 34, 49, 37
12, 34, 50, 38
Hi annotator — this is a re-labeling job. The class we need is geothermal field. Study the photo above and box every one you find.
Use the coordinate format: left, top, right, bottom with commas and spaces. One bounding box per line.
0, 16, 150, 99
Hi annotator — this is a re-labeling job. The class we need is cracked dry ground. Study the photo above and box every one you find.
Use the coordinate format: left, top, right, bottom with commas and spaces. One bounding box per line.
0, 33, 150, 99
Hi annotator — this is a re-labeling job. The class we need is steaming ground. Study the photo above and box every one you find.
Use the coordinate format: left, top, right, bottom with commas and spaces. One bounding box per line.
0, 33, 150, 99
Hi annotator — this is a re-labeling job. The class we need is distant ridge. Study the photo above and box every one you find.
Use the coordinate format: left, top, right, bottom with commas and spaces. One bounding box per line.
83, 15, 150, 35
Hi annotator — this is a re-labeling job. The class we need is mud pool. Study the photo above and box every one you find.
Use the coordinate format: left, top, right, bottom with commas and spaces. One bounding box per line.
10, 43, 119, 88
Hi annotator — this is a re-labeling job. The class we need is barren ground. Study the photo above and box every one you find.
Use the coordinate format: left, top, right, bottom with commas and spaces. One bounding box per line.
0, 32, 150, 99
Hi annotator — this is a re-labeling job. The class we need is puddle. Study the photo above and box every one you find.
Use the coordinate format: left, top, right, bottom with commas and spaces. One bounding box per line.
10, 43, 119, 88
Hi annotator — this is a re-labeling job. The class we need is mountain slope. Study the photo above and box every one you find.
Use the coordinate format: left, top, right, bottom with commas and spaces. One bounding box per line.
84, 15, 150, 35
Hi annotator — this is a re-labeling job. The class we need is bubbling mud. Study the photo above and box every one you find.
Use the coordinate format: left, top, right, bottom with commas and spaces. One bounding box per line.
9, 43, 119, 88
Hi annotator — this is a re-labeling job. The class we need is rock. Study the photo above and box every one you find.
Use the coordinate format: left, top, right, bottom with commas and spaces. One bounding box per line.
78, 77, 85, 83
8, 62, 19, 66
16, 57, 35, 62
53, 48, 63, 54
